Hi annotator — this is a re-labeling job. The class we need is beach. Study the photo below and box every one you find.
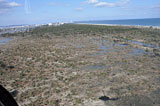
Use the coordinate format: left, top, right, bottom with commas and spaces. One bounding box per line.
76, 23, 160, 29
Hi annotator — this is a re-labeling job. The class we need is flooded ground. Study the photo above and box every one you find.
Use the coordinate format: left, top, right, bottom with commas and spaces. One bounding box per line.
90, 36, 149, 56
0, 24, 160, 106
0, 37, 13, 45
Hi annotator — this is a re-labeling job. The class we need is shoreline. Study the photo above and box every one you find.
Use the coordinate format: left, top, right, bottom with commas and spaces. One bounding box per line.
75, 23, 160, 29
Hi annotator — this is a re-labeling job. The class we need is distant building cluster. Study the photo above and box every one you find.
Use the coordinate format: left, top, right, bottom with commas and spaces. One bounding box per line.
48, 22, 64, 26
0, 22, 68, 35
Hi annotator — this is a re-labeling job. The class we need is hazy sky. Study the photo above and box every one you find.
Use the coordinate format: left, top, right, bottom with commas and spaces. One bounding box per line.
0, 0, 160, 26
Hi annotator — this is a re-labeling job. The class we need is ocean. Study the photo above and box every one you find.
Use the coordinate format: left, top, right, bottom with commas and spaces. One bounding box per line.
77, 18, 160, 27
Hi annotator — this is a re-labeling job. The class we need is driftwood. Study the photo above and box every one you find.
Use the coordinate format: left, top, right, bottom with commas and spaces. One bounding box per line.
0, 85, 18, 106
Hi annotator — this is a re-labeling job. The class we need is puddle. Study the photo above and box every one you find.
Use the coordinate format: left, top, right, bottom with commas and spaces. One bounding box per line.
82, 64, 109, 70
104, 35, 112, 38
69, 43, 84, 48
129, 48, 147, 56
93, 38, 128, 56
116, 43, 129, 47
98, 40, 111, 55
96, 39, 117, 55
91, 36, 153, 56
128, 40, 159, 49
104, 34, 158, 49
95, 40, 147, 56
0, 38, 13, 45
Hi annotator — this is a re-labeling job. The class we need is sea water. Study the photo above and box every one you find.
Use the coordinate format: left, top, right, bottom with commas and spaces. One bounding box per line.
77, 18, 160, 26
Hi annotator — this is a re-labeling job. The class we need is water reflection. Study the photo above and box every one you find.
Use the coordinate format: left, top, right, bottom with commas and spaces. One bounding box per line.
0, 38, 13, 45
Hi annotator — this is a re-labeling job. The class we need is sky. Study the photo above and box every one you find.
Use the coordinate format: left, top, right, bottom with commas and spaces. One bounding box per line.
0, 0, 160, 26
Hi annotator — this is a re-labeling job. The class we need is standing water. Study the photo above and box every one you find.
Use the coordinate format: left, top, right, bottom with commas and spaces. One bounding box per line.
0, 38, 13, 45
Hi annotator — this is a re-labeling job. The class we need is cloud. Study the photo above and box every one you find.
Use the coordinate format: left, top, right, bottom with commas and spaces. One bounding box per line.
87, 0, 98, 4
75, 7, 83, 11
8, 2, 21, 7
86, 0, 130, 7
95, 2, 116, 7
0, 0, 21, 14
